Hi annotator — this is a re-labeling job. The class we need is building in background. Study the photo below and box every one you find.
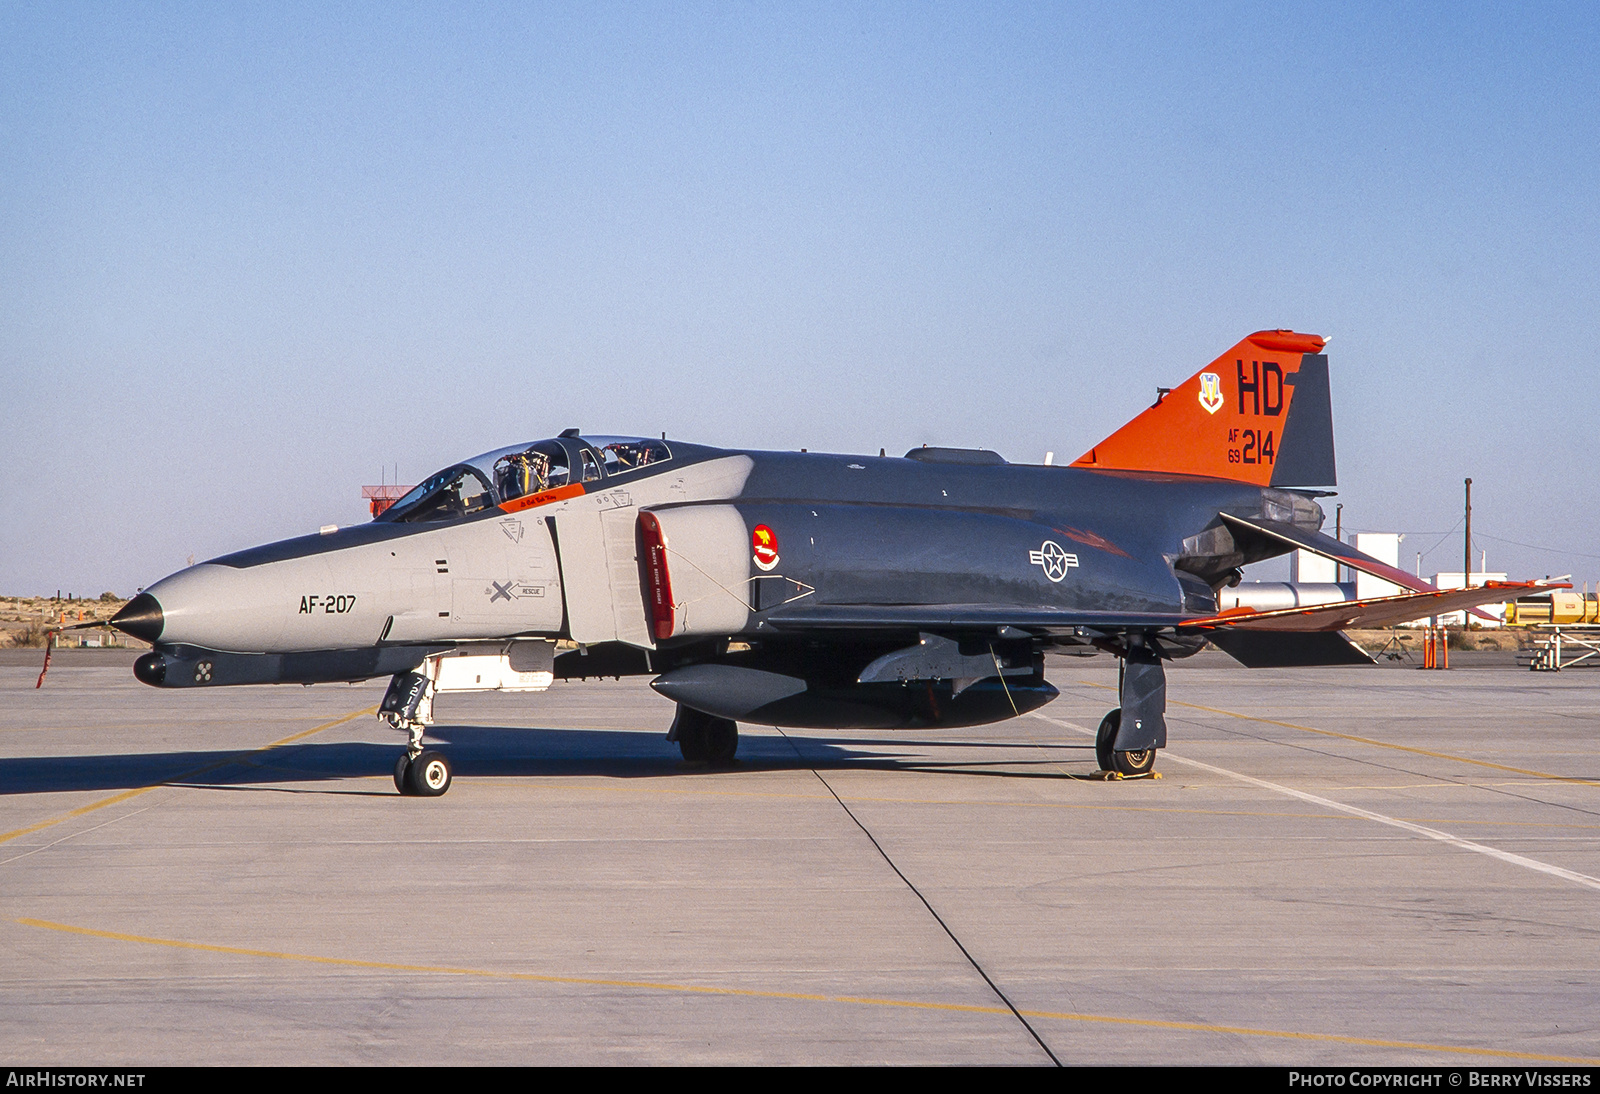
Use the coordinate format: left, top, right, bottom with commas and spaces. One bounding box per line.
1245, 534, 1516, 628
1429, 571, 1510, 626
1353, 533, 1403, 599
1289, 548, 1337, 583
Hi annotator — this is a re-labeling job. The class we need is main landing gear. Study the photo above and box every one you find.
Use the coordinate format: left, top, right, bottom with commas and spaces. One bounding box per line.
1097, 643, 1167, 777
668, 704, 739, 766
382, 670, 453, 797
1095, 709, 1157, 777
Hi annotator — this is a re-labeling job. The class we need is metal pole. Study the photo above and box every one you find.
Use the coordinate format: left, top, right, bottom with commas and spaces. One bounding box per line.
1335, 504, 1343, 583
1461, 477, 1473, 640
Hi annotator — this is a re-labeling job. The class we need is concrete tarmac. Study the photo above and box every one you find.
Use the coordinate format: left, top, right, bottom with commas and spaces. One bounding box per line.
2, 648, 1597, 1065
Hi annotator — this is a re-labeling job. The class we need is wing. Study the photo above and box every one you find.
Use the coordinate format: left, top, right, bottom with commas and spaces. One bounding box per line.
1217, 510, 1507, 624
759, 603, 1188, 635
1184, 580, 1552, 633
759, 581, 1555, 639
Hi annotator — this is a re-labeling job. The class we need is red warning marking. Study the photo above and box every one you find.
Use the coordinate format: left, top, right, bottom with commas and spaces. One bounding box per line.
638, 512, 675, 641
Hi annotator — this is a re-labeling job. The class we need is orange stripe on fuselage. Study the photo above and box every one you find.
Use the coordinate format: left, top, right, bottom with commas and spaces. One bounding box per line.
498, 483, 586, 513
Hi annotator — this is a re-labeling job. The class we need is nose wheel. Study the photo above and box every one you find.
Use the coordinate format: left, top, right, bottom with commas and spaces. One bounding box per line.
395, 750, 453, 796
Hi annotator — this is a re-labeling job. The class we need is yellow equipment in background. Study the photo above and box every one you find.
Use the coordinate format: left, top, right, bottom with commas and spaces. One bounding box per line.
1505, 591, 1600, 625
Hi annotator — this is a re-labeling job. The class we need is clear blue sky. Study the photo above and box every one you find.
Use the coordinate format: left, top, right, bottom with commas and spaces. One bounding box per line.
3, 2, 1597, 595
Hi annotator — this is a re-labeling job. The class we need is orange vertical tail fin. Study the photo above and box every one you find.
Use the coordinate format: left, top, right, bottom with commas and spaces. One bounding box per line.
1071, 330, 1336, 488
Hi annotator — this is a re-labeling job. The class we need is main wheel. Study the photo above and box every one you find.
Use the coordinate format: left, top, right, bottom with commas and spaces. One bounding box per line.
1095, 709, 1120, 772
704, 717, 738, 766
394, 752, 414, 795
677, 718, 709, 762
404, 750, 453, 797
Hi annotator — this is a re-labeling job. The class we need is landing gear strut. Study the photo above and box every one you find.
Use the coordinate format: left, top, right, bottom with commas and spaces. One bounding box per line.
668, 704, 739, 766
382, 670, 453, 797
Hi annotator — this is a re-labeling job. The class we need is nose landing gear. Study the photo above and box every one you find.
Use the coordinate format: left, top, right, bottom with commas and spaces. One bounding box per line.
396, 750, 453, 796
382, 670, 453, 797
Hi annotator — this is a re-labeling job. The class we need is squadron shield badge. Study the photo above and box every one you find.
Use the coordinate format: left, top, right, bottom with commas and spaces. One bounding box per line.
752, 524, 780, 571
1198, 371, 1224, 415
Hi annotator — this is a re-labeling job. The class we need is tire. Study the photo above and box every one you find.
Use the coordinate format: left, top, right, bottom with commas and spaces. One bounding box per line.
677, 719, 708, 762
394, 752, 413, 795
674, 705, 715, 762
405, 750, 452, 797
1095, 709, 1120, 772
1111, 746, 1157, 777
704, 717, 738, 766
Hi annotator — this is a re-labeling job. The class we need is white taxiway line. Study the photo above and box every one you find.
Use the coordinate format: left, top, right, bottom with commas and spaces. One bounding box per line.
1032, 714, 1600, 894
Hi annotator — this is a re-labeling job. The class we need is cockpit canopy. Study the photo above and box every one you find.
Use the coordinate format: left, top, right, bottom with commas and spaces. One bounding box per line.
494, 440, 578, 500
377, 436, 672, 523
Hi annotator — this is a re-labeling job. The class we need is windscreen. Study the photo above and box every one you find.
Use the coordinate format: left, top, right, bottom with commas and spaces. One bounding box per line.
381, 465, 496, 523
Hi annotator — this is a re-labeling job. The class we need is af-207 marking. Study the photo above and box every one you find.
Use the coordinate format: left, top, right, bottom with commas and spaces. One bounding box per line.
1029, 541, 1080, 582
299, 594, 358, 615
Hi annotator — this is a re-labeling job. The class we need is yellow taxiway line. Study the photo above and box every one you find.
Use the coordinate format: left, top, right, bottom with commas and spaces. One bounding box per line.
0, 706, 376, 847
15, 915, 1597, 1065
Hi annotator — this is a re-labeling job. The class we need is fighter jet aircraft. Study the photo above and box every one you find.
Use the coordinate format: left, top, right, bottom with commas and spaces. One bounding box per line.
109, 330, 1541, 795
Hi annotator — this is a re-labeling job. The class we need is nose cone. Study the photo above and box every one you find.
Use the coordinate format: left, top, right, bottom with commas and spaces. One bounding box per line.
110, 593, 165, 644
